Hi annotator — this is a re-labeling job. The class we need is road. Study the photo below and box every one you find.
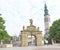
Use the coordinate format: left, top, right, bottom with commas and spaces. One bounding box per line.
0, 45, 60, 50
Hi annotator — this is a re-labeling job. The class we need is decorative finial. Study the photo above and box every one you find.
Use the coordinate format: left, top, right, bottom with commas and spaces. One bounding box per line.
38, 27, 39, 30
29, 19, 33, 26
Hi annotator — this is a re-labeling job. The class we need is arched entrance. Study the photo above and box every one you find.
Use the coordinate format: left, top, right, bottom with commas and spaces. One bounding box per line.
21, 19, 42, 46
28, 35, 37, 46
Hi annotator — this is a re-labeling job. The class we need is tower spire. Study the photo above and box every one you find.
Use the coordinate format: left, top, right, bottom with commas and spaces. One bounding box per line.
44, 2, 50, 40
44, 3, 49, 16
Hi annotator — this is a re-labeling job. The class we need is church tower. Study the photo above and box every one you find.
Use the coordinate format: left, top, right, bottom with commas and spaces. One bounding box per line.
44, 3, 50, 39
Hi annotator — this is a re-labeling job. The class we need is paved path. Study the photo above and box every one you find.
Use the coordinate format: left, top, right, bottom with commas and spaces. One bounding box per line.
0, 45, 60, 50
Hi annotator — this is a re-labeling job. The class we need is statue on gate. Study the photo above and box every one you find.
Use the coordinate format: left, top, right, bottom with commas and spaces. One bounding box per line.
29, 19, 33, 26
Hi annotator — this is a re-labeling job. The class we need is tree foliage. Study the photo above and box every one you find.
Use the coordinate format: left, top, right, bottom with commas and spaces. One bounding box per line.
0, 14, 11, 41
48, 19, 60, 42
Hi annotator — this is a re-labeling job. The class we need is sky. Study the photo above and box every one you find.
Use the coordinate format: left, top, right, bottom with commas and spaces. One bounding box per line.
0, 0, 60, 36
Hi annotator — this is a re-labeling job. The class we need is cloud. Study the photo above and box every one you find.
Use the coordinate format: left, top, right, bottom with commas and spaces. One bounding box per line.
0, 0, 60, 36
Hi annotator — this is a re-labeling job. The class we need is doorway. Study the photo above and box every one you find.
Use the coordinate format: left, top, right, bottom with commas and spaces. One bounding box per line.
28, 35, 36, 46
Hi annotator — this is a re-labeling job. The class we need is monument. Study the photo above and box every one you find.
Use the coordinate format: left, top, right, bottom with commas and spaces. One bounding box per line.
21, 19, 42, 46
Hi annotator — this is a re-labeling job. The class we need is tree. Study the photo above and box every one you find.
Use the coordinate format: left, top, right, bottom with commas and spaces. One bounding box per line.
0, 14, 10, 42
48, 19, 60, 43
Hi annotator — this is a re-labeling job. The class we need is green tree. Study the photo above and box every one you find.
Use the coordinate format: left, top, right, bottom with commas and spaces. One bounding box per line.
48, 19, 60, 43
0, 14, 10, 42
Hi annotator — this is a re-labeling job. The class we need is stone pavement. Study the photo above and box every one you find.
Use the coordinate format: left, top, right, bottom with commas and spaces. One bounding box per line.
0, 45, 60, 50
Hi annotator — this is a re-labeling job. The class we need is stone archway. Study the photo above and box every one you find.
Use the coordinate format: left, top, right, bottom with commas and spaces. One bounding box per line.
21, 19, 42, 46
28, 34, 37, 46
